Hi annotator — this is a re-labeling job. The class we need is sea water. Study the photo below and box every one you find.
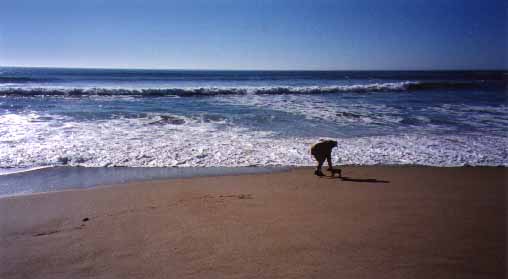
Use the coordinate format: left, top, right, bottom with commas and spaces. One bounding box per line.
1, 68, 507, 170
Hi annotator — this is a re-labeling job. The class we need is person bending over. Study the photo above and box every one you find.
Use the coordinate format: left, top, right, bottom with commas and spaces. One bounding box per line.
310, 140, 338, 177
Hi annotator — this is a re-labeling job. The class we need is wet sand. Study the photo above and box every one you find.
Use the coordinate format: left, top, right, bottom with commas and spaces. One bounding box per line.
0, 166, 506, 278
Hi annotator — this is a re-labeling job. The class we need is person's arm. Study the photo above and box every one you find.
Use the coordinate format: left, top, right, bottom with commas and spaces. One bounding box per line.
326, 153, 333, 170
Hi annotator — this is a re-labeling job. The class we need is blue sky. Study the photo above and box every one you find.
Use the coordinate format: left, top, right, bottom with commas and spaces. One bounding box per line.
0, 0, 506, 70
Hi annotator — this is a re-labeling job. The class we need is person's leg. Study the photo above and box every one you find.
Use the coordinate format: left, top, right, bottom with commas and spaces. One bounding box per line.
326, 154, 333, 171
314, 155, 325, 176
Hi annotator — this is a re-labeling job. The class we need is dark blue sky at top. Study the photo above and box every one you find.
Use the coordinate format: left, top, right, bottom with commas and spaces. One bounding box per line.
0, 0, 506, 70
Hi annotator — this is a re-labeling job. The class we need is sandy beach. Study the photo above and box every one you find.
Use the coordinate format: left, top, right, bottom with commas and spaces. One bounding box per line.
0, 166, 506, 278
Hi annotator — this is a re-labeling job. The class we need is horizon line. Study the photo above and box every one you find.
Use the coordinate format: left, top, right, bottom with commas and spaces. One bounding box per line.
1, 65, 507, 72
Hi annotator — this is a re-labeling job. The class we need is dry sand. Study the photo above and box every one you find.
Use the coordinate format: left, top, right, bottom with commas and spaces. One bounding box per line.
0, 166, 506, 279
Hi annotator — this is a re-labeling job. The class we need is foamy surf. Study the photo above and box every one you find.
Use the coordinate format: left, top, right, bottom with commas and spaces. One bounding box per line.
0, 112, 506, 169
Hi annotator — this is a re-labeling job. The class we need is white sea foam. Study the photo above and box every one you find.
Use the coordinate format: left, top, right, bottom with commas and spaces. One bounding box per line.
0, 190, 35, 199
216, 94, 404, 125
421, 104, 508, 131
0, 112, 506, 168
217, 95, 508, 132
0, 166, 52, 176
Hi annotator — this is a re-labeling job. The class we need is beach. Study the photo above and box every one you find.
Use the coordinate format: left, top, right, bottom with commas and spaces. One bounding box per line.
1, 166, 505, 278
2, 1, 507, 278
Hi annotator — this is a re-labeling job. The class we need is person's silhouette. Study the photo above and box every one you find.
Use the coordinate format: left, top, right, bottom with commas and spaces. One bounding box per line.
310, 140, 338, 176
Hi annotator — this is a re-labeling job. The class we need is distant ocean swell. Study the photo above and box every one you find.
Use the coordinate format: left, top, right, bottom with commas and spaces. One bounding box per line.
0, 81, 498, 97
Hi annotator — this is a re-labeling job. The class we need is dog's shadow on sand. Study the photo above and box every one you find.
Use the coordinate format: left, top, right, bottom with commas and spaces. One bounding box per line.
326, 176, 389, 183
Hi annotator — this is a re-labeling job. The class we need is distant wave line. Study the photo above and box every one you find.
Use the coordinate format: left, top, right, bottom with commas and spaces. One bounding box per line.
0, 81, 498, 97
0, 77, 59, 83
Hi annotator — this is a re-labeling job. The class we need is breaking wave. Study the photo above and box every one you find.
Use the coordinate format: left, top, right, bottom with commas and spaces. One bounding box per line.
0, 81, 495, 97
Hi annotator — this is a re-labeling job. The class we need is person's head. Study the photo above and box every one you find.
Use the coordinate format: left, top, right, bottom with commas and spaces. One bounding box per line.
330, 140, 338, 148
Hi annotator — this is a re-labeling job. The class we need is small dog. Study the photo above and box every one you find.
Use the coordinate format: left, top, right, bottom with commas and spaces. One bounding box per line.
329, 168, 342, 178
314, 168, 342, 178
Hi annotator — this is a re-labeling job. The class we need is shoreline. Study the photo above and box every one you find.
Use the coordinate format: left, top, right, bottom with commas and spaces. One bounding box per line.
0, 165, 506, 198
1, 166, 505, 278
0, 166, 292, 198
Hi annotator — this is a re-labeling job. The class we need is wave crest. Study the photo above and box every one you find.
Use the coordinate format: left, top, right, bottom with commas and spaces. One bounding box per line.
0, 81, 490, 97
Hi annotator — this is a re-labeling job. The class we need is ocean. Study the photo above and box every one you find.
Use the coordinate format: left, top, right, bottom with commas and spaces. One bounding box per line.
1, 67, 507, 171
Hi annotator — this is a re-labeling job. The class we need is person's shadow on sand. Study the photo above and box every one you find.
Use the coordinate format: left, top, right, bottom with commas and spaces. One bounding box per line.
326, 175, 389, 183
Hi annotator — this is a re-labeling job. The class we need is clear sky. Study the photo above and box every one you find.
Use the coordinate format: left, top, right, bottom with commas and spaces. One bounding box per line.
0, 0, 506, 70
